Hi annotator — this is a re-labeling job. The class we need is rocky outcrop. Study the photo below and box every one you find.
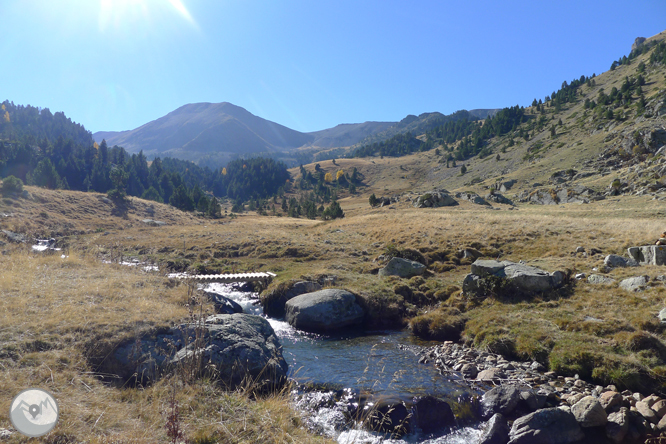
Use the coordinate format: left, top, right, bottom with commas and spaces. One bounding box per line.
463, 259, 565, 296
260, 280, 322, 318
628, 246, 666, 266
455, 192, 491, 206
412, 190, 458, 208
516, 185, 603, 205
378, 257, 426, 278
486, 192, 514, 205
495, 180, 516, 193
285, 289, 364, 333
1, 230, 26, 243
93, 314, 287, 390
632, 37, 647, 52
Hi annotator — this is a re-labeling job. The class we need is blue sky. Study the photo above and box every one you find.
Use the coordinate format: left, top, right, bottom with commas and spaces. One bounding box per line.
2, 1, 665, 134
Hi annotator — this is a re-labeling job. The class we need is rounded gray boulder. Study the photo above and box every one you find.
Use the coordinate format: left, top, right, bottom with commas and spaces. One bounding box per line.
285, 289, 364, 333
173, 314, 288, 391
379, 257, 426, 278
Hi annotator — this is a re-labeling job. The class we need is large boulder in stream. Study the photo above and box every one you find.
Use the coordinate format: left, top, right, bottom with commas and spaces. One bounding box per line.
410, 396, 456, 434
365, 398, 411, 437
91, 313, 287, 391
173, 314, 288, 390
260, 280, 322, 318
285, 289, 364, 333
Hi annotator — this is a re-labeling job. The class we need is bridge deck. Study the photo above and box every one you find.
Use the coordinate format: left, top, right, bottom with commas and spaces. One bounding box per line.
177, 271, 276, 284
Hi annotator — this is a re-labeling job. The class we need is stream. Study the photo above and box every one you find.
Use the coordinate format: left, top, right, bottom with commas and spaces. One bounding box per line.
204, 283, 486, 443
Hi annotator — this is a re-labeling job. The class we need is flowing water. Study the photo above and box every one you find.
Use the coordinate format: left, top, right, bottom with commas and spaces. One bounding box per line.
204, 283, 484, 443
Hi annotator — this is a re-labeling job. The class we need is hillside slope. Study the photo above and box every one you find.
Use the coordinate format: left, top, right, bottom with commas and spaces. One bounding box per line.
337, 31, 666, 202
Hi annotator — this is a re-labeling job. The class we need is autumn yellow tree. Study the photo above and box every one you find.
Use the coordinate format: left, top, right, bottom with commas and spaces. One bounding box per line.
324, 172, 333, 182
93, 141, 99, 150
3, 111, 9, 123
222, 167, 227, 175
336, 170, 344, 180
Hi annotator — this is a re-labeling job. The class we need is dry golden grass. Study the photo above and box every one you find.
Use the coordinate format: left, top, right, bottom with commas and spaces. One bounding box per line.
0, 186, 200, 238
0, 248, 330, 443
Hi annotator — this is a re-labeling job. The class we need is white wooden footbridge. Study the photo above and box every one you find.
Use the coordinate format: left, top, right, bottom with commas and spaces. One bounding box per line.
175, 271, 276, 286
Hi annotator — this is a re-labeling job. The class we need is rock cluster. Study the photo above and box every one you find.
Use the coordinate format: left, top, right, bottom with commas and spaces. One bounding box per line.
421, 341, 666, 443
462, 259, 565, 296
411, 190, 458, 208
455, 192, 491, 206
515, 185, 603, 205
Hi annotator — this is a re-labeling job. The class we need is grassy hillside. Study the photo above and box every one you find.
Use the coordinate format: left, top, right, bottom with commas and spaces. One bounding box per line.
341, 30, 666, 199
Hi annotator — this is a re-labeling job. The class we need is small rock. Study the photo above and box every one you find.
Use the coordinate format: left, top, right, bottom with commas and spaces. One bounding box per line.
620, 276, 650, 292
481, 385, 522, 418
606, 407, 629, 443
657, 411, 666, 432
477, 368, 505, 381
575, 246, 585, 253
478, 413, 510, 444
600, 391, 623, 411
643, 395, 660, 407
587, 274, 615, 285
378, 257, 426, 278
604, 254, 639, 268
571, 396, 607, 427
635, 400, 659, 424
652, 399, 666, 417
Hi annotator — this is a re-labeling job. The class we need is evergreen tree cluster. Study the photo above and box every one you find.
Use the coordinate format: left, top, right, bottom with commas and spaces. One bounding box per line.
427, 105, 526, 160
353, 132, 424, 157
210, 157, 290, 202
0, 101, 289, 216
353, 110, 482, 158
650, 41, 666, 66
611, 40, 657, 70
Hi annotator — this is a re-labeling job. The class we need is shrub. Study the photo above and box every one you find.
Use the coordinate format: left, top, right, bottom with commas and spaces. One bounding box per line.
409, 307, 466, 341
1, 175, 23, 195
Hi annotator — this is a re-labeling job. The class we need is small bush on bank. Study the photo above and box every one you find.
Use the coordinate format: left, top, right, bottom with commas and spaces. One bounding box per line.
1, 175, 23, 195
409, 307, 466, 341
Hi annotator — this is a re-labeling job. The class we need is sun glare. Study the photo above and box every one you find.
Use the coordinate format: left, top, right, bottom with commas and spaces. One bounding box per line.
98, 0, 196, 33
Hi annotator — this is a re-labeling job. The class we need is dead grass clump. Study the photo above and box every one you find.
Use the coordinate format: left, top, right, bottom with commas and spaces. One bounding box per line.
409, 307, 466, 341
